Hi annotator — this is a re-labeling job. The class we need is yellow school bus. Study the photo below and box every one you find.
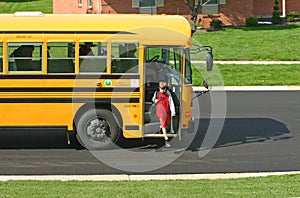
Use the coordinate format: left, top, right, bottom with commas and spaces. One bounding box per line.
0, 12, 213, 149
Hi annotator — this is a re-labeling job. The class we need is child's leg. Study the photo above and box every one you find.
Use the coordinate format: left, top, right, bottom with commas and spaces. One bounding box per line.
162, 127, 168, 140
159, 117, 168, 140
162, 127, 170, 147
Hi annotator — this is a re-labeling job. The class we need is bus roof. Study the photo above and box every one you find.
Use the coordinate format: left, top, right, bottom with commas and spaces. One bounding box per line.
0, 14, 191, 46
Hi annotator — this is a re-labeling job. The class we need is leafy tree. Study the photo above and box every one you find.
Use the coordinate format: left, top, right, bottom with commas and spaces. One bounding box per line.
183, 0, 213, 30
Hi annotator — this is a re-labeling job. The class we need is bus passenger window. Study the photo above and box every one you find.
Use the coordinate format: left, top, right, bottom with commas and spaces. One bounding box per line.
8, 43, 42, 72
47, 42, 75, 73
79, 42, 107, 73
0, 43, 3, 73
111, 42, 139, 73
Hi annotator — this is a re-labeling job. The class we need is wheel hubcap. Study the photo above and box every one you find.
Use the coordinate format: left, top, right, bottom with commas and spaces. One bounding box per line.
87, 118, 111, 142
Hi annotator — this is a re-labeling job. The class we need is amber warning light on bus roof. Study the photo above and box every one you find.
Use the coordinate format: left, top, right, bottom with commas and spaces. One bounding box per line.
13, 12, 44, 17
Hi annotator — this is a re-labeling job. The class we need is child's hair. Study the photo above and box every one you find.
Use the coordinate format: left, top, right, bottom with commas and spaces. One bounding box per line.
159, 81, 167, 90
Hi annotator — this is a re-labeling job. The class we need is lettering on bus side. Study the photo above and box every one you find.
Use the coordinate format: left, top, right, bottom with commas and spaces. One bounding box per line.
124, 104, 139, 108
16, 35, 32, 39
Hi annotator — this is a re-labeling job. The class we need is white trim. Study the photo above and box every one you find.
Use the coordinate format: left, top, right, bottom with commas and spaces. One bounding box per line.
0, 171, 299, 181
282, 0, 286, 17
191, 60, 300, 65
193, 86, 300, 92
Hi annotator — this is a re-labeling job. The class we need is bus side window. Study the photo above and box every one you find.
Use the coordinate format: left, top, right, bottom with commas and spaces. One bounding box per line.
111, 42, 139, 73
8, 43, 42, 72
79, 42, 107, 73
47, 42, 75, 73
0, 42, 2, 72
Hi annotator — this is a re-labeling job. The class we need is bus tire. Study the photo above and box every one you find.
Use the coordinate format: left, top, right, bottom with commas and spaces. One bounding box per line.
76, 109, 119, 150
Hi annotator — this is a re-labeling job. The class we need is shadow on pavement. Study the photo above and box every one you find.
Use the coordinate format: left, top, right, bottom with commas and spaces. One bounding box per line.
188, 118, 291, 151
0, 128, 83, 149
0, 118, 290, 150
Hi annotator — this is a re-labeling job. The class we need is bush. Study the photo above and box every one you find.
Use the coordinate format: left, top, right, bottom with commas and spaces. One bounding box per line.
210, 19, 223, 29
286, 11, 300, 22
272, 11, 282, 24
246, 16, 258, 26
272, 0, 281, 24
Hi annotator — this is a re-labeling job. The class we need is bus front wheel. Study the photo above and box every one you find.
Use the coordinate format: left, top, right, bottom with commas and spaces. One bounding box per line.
76, 109, 119, 150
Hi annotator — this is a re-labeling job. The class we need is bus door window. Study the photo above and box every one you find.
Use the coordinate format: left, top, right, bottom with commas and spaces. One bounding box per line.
148, 46, 182, 78
170, 47, 182, 72
0, 42, 3, 73
79, 42, 107, 73
47, 42, 75, 73
8, 43, 42, 72
111, 42, 139, 73
184, 49, 192, 84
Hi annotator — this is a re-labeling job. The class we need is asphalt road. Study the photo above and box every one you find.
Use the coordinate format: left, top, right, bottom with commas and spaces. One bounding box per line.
0, 91, 299, 175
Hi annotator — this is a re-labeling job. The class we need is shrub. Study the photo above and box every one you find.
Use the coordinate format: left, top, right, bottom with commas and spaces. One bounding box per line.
246, 16, 258, 26
210, 19, 223, 29
286, 11, 300, 22
272, 0, 282, 24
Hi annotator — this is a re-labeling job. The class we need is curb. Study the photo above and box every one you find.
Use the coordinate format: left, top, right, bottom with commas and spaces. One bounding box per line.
192, 60, 300, 64
193, 86, 300, 92
0, 171, 299, 181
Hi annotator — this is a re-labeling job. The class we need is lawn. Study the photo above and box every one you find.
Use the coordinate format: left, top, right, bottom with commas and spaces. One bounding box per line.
0, 174, 300, 197
0, 0, 52, 14
192, 63, 300, 86
193, 24, 300, 61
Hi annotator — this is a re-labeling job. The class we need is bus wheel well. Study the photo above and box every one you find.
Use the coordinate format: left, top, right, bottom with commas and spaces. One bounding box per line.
73, 103, 123, 133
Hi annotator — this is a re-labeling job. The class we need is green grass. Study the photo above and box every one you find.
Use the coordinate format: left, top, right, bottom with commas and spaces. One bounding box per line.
192, 63, 300, 86
193, 24, 300, 61
0, 0, 53, 14
0, 175, 300, 197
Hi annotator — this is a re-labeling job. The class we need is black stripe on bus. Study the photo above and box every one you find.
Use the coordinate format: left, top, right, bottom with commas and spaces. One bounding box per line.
0, 74, 140, 79
0, 87, 139, 92
0, 98, 139, 103
2, 31, 135, 35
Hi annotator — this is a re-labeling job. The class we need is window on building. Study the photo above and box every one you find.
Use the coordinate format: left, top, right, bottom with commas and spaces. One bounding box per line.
111, 42, 139, 73
8, 42, 42, 72
133, 0, 163, 13
78, 0, 82, 6
202, 0, 218, 4
88, 0, 93, 8
47, 42, 75, 73
79, 42, 107, 73
201, 0, 219, 14
139, 0, 155, 7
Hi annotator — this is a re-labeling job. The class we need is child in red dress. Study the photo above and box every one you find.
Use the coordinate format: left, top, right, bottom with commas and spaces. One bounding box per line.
153, 81, 176, 147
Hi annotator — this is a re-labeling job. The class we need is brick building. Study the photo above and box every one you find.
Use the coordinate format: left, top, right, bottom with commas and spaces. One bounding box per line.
53, 0, 300, 27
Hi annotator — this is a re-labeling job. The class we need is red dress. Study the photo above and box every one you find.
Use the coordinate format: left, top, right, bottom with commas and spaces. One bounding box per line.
156, 92, 171, 128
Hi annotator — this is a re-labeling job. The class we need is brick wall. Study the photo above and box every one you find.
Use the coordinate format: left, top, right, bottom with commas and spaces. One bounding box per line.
253, 0, 275, 17
205, 0, 254, 26
286, 0, 300, 14
102, 0, 133, 14
53, 0, 300, 27
53, 0, 83, 14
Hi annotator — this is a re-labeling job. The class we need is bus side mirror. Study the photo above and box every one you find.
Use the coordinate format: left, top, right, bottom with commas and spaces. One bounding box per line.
206, 52, 213, 71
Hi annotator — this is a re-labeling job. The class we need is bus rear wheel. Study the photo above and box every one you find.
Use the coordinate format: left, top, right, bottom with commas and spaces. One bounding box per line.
76, 109, 119, 150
